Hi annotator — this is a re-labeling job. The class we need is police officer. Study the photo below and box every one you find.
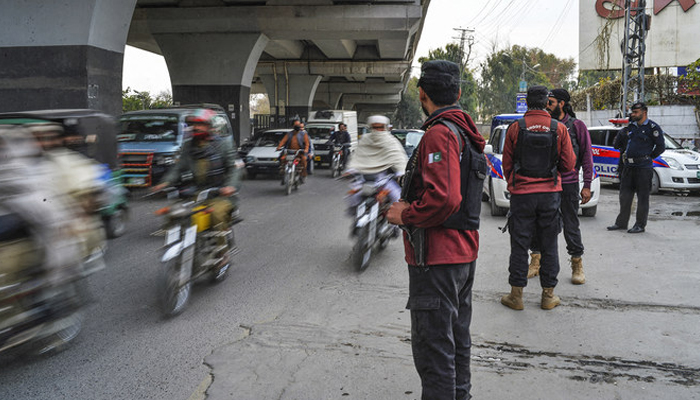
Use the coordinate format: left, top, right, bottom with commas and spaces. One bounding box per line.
528, 88, 594, 285
607, 102, 665, 233
500, 85, 576, 311
387, 60, 486, 400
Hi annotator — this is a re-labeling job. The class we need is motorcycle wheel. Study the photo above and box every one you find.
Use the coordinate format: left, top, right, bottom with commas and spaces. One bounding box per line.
159, 257, 192, 317
104, 207, 127, 238
209, 230, 235, 283
352, 228, 372, 271
331, 158, 339, 178
36, 310, 84, 355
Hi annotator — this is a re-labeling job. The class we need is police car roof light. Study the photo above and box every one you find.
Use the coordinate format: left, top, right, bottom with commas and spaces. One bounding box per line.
609, 118, 629, 126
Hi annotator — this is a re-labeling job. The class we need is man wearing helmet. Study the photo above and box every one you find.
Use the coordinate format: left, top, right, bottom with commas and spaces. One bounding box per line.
153, 109, 242, 230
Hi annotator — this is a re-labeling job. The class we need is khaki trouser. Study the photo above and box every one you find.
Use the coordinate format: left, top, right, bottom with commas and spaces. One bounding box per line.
0, 238, 42, 280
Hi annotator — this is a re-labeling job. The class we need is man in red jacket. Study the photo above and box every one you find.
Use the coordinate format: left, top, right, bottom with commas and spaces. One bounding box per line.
388, 60, 486, 400
500, 85, 576, 311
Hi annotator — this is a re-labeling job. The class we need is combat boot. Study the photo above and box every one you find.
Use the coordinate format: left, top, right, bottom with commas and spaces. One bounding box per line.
501, 286, 524, 310
570, 257, 586, 285
527, 253, 541, 279
541, 287, 561, 310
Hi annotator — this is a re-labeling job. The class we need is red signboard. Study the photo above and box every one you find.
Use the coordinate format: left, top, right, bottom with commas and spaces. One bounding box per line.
596, 0, 696, 18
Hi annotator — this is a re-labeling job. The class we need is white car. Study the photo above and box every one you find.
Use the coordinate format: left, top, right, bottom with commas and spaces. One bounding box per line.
588, 125, 700, 193
482, 124, 601, 217
243, 129, 288, 179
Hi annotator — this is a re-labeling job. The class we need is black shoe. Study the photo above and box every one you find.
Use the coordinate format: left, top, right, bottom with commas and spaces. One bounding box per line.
627, 226, 645, 234
607, 224, 627, 231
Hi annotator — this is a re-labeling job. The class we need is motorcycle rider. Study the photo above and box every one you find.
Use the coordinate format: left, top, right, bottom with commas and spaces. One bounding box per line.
152, 109, 243, 252
328, 122, 352, 168
345, 115, 408, 209
276, 119, 310, 183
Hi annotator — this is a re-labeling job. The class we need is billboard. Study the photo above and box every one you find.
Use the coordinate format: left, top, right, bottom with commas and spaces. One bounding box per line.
579, 0, 700, 70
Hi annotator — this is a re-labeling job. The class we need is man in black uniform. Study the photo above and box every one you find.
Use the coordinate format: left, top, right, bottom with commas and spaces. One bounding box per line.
607, 102, 665, 234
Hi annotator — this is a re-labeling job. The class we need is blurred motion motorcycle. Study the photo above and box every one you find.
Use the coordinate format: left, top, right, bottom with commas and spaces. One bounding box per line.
154, 187, 239, 317
330, 145, 347, 178
281, 149, 304, 195
345, 172, 400, 271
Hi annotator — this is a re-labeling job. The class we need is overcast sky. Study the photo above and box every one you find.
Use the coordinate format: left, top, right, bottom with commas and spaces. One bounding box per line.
122, 0, 579, 94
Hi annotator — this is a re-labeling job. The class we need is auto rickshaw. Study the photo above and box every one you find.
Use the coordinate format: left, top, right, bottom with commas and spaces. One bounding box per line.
0, 109, 129, 238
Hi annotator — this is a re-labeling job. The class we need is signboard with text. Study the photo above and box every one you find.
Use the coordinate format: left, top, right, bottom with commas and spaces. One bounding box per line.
516, 93, 527, 113
579, 0, 699, 70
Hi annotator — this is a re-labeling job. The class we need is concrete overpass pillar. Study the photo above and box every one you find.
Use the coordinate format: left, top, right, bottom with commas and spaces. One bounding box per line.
0, 0, 136, 116
259, 70, 322, 124
155, 33, 268, 144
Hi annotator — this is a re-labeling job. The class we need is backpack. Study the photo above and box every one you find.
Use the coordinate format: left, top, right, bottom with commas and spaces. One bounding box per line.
512, 118, 559, 186
564, 117, 582, 170
435, 120, 488, 231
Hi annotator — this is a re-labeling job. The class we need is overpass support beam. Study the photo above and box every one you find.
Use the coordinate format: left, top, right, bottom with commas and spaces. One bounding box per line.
155, 32, 269, 144
259, 67, 322, 124
0, 0, 137, 116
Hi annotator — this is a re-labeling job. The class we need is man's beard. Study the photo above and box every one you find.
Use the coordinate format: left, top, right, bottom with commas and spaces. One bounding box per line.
629, 113, 641, 122
421, 104, 430, 117
548, 104, 562, 119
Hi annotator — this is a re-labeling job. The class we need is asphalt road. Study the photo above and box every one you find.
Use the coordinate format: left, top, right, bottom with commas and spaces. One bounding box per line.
1, 171, 699, 400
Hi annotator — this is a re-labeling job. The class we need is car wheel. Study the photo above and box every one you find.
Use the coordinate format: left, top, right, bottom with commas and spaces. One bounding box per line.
489, 179, 507, 216
581, 205, 597, 217
651, 170, 660, 194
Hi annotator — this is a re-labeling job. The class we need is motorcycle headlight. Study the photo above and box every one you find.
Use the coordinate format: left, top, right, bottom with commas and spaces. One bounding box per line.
660, 156, 683, 170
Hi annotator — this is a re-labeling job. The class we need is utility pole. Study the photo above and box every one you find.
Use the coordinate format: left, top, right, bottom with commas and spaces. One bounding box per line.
453, 27, 475, 78
620, 0, 650, 117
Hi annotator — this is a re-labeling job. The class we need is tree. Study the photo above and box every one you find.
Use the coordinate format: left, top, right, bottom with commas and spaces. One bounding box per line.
122, 88, 172, 112
394, 77, 422, 128
477, 45, 576, 120
418, 43, 478, 113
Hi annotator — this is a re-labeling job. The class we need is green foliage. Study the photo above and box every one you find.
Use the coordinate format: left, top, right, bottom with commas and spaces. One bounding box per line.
477, 45, 576, 120
418, 43, 479, 112
682, 58, 700, 91
122, 88, 172, 113
394, 77, 422, 128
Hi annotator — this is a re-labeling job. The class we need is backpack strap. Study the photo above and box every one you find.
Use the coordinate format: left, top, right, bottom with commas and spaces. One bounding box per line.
434, 119, 465, 155
549, 119, 560, 185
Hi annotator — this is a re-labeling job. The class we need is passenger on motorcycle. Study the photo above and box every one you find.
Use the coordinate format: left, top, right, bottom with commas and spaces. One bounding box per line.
152, 109, 243, 237
328, 122, 352, 168
276, 119, 310, 183
345, 115, 408, 210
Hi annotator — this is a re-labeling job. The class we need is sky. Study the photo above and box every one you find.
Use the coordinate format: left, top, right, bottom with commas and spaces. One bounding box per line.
122, 0, 579, 94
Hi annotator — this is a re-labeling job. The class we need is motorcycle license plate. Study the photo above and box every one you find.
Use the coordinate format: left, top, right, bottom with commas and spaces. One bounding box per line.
369, 203, 379, 221
314, 155, 321, 161
165, 226, 180, 246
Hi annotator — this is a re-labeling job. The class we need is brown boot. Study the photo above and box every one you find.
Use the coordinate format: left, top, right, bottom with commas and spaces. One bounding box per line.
527, 253, 541, 279
571, 257, 586, 285
541, 287, 561, 310
501, 286, 524, 310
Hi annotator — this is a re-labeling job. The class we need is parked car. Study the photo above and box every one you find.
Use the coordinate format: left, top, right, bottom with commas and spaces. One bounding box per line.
588, 124, 700, 193
403, 130, 425, 157
117, 105, 234, 188
482, 124, 601, 217
243, 129, 290, 179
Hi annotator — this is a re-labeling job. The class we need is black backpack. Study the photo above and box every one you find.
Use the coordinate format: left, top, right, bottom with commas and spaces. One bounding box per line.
435, 120, 488, 231
512, 118, 559, 186
564, 117, 582, 170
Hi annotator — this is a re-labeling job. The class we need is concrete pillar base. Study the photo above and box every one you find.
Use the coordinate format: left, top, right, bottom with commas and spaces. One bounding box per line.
173, 84, 250, 145
0, 45, 123, 116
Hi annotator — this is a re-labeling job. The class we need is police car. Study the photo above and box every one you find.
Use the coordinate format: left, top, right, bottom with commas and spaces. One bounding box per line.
588, 123, 700, 193
482, 124, 601, 217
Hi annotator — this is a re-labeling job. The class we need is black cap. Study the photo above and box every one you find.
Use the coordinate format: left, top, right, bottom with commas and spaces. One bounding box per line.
631, 101, 647, 111
548, 88, 570, 103
418, 60, 460, 86
527, 85, 549, 105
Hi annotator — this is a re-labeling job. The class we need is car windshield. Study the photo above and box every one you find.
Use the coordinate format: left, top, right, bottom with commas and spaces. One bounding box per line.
391, 130, 409, 143
405, 131, 424, 148
664, 133, 682, 150
255, 131, 286, 147
118, 115, 179, 142
306, 126, 334, 140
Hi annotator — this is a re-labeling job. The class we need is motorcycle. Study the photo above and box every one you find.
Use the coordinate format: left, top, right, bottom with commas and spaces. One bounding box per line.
154, 187, 239, 317
330, 145, 345, 178
0, 213, 94, 356
282, 149, 304, 195
346, 173, 399, 271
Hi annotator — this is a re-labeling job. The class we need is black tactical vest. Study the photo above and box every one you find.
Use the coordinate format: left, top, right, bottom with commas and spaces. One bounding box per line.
513, 118, 559, 186
437, 120, 488, 231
